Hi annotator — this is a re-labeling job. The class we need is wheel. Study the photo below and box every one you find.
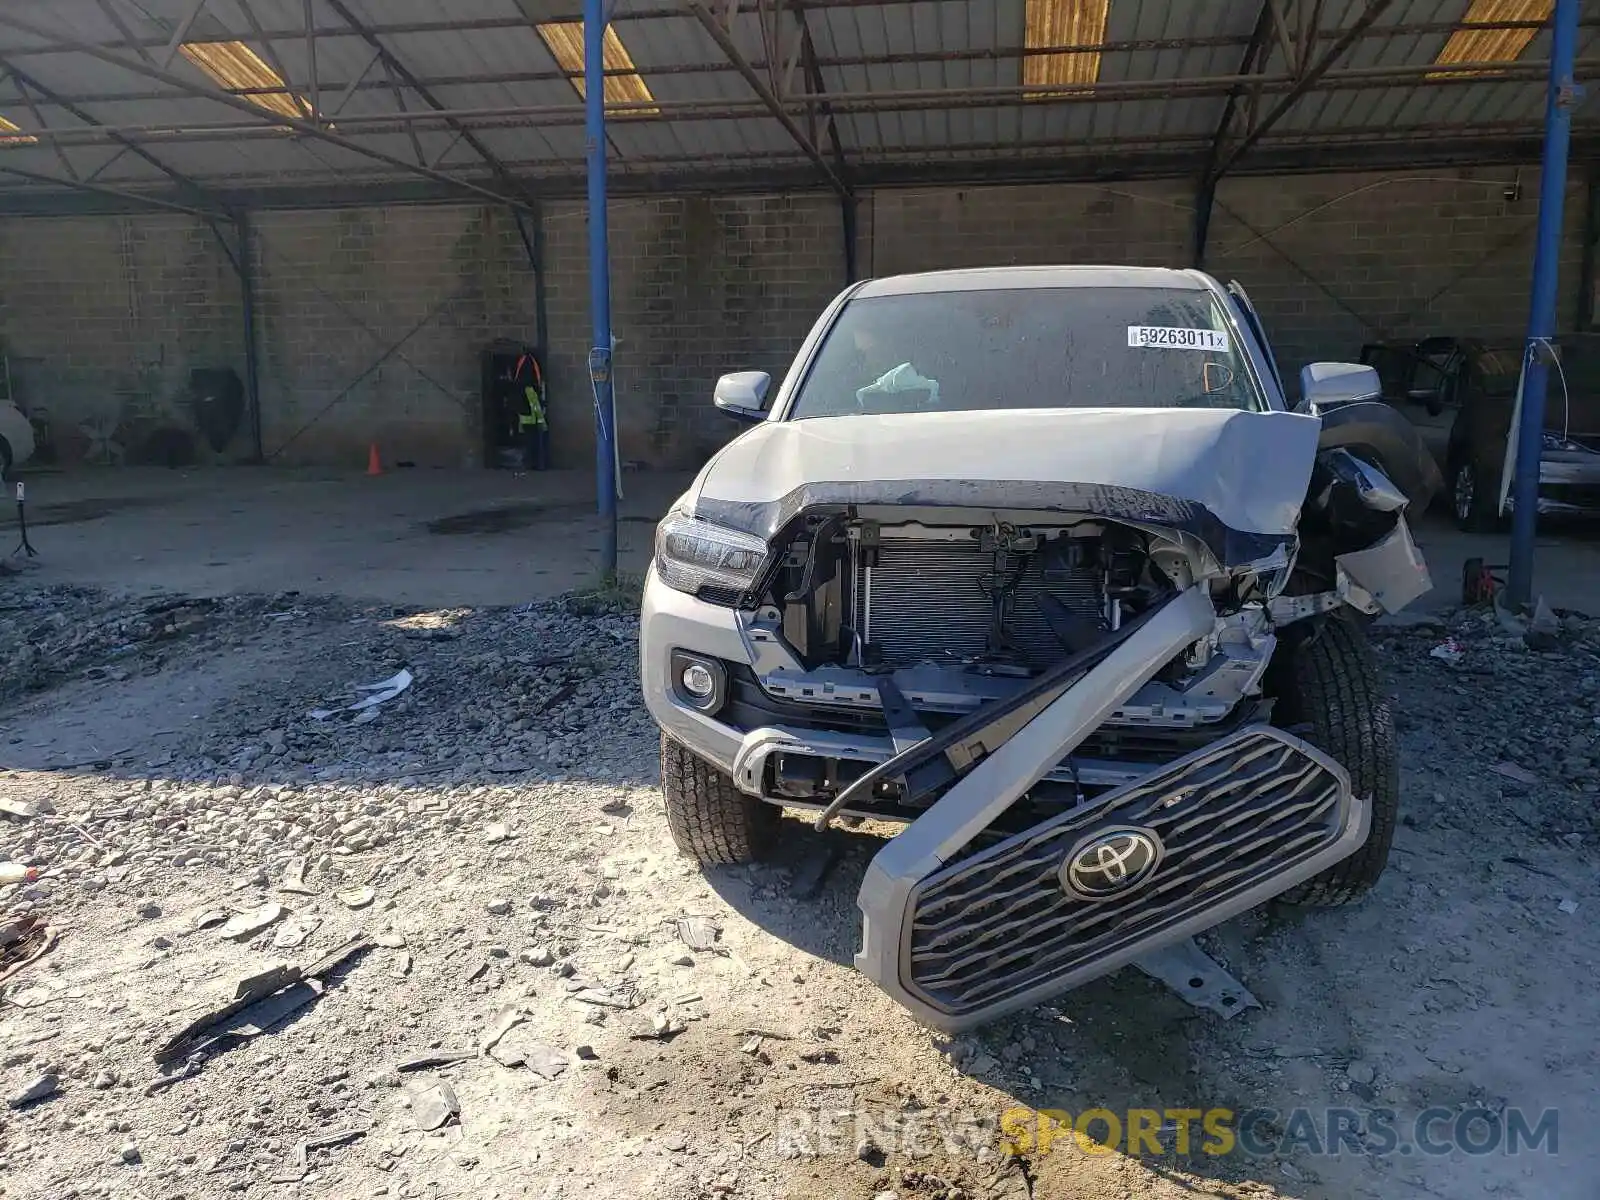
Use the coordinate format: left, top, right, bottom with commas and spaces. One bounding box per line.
661, 733, 779, 865
1269, 614, 1399, 907
1451, 457, 1502, 532
0, 436, 12, 482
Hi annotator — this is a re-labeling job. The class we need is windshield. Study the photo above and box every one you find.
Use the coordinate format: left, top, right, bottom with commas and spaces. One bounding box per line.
788, 286, 1265, 419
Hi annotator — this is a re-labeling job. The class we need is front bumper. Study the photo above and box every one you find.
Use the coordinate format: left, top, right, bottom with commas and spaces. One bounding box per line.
643, 575, 1364, 1031
1536, 448, 1600, 515
859, 725, 1362, 1030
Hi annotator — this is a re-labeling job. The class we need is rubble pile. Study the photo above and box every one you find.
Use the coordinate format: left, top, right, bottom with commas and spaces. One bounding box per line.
1376, 603, 1600, 840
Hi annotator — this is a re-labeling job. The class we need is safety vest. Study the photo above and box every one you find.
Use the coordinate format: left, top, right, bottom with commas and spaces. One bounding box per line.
514, 353, 547, 430
519, 386, 547, 431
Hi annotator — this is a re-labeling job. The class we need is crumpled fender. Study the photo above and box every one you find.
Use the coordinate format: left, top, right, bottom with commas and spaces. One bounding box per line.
1314, 400, 1443, 514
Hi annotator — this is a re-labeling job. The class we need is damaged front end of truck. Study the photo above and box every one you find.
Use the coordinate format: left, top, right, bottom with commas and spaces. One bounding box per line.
640, 269, 1442, 1032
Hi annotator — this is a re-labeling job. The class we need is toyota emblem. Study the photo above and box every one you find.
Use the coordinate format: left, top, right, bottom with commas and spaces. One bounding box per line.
1060, 827, 1164, 900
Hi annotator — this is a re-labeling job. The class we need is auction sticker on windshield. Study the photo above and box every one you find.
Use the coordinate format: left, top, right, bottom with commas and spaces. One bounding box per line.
1127, 326, 1230, 352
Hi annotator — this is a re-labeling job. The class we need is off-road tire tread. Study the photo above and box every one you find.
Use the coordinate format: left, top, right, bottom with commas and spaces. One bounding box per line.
1274, 614, 1399, 907
661, 734, 778, 865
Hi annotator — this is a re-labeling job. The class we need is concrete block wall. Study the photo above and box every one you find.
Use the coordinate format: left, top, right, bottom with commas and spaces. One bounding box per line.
1206, 169, 1589, 386
540, 192, 846, 469
870, 180, 1196, 278
252, 204, 536, 468
0, 164, 1589, 474
0, 214, 244, 465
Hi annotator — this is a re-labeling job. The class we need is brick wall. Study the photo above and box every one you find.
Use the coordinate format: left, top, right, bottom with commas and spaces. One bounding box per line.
0, 165, 1590, 474
1207, 169, 1589, 389
252, 205, 535, 468
540, 193, 846, 469
0, 215, 244, 465
871, 181, 1195, 278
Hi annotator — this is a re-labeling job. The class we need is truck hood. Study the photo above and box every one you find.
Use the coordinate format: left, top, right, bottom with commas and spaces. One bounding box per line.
686, 408, 1321, 553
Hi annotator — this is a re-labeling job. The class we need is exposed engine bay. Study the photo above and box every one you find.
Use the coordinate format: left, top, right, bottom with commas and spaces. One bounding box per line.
735, 508, 1279, 822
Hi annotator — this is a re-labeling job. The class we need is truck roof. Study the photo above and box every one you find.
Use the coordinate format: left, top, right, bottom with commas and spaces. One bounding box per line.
855, 265, 1207, 298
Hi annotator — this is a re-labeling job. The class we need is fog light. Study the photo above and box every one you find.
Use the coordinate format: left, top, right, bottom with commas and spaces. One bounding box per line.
670, 651, 726, 714
680, 662, 716, 699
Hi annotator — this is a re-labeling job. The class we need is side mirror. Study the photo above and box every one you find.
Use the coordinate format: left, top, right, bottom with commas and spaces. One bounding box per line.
1296, 362, 1382, 414
713, 371, 771, 423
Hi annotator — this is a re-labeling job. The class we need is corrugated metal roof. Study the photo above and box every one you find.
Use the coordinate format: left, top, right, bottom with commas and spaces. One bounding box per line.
0, 0, 1592, 202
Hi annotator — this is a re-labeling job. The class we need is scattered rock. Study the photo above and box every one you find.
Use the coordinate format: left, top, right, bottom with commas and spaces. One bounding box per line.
7, 1074, 59, 1108
486, 899, 512, 916
413, 1081, 461, 1131
136, 902, 162, 920
336, 886, 376, 910
483, 823, 509, 844
1526, 597, 1563, 651
525, 1043, 571, 1080
273, 917, 322, 949
119, 1142, 142, 1164
675, 915, 719, 951
219, 902, 286, 941
91, 1069, 117, 1090
479, 1005, 525, 1053
1346, 1061, 1375, 1085
521, 946, 553, 967
1492, 762, 1540, 787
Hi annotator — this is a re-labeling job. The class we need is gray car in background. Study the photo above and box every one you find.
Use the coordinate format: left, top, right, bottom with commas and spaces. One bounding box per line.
1362, 335, 1600, 529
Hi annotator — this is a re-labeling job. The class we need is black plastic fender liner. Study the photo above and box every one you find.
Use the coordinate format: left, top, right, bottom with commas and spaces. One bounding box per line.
1314, 400, 1443, 514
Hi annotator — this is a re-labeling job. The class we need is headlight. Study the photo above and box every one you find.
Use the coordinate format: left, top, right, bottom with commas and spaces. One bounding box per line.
654, 510, 769, 602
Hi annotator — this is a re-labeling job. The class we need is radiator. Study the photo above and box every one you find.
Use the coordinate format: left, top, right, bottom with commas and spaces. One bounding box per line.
854, 536, 1105, 669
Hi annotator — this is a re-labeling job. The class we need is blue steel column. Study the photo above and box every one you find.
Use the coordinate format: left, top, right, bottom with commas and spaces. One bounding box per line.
1508, 0, 1580, 607
585, 0, 618, 578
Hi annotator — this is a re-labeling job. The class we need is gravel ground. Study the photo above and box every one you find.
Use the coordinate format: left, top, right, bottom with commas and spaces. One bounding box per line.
1, 579, 1598, 1200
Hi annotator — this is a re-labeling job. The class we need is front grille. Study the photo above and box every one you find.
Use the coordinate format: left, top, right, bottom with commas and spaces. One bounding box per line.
905, 726, 1350, 1018
855, 538, 1103, 670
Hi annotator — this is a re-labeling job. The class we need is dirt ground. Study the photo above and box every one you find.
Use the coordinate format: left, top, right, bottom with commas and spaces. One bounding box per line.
2, 467, 684, 607
2, 564, 1599, 1198
8, 465, 1600, 613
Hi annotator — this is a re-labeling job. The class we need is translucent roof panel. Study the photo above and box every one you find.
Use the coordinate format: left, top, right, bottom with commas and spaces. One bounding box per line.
0, 0, 1589, 205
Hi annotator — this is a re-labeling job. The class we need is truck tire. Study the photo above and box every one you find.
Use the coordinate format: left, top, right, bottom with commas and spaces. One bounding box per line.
0, 436, 12, 482
661, 734, 779, 865
1270, 613, 1399, 907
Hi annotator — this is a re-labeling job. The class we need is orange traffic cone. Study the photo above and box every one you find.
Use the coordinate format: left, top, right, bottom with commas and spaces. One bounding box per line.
366, 443, 383, 476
